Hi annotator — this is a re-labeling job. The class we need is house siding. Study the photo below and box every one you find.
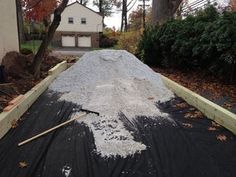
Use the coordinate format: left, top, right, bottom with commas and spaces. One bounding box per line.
0, 0, 19, 63
53, 31, 100, 48
52, 2, 102, 48
57, 3, 103, 32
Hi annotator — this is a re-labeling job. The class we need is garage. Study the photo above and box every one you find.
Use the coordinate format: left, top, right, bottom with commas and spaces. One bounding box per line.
62, 35, 75, 47
78, 36, 91, 47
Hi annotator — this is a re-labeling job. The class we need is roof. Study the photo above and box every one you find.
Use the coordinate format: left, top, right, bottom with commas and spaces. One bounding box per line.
66, 1, 103, 17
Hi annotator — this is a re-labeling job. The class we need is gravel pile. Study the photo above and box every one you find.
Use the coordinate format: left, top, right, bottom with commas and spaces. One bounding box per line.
49, 50, 175, 158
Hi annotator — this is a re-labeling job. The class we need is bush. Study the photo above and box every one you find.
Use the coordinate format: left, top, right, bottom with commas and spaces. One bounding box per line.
138, 6, 236, 83
117, 31, 141, 55
99, 34, 118, 48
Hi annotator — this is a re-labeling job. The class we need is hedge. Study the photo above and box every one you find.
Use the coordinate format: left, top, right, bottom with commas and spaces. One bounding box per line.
138, 6, 236, 83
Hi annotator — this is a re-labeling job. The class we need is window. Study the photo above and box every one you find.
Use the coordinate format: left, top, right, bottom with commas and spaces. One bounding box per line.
81, 17, 86, 24
68, 17, 74, 24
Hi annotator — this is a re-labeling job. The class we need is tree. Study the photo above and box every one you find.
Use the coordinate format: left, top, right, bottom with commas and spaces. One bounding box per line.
121, 0, 128, 32
128, 7, 151, 31
120, 0, 137, 32
230, 0, 236, 11
31, 0, 69, 78
22, 0, 58, 33
93, 0, 121, 25
152, 0, 183, 24
23, 0, 57, 22
93, 0, 114, 23
128, 7, 142, 31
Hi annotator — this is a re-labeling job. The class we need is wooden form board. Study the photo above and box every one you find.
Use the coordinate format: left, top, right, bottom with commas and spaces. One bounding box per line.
0, 61, 68, 139
161, 75, 236, 135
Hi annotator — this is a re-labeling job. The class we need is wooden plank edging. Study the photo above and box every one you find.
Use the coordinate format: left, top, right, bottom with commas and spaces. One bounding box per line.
161, 75, 236, 135
0, 61, 68, 139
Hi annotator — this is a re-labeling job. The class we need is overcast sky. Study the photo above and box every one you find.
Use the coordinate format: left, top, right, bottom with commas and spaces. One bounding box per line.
103, 0, 153, 30
68, 0, 230, 29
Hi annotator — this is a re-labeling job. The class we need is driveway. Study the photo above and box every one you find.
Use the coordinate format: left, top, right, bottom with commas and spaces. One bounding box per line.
0, 50, 236, 177
51, 47, 91, 57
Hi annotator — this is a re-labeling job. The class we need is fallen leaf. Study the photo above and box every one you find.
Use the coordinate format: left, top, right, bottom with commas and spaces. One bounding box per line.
195, 111, 204, 118
223, 103, 232, 109
212, 121, 221, 127
182, 123, 193, 128
11, 119, 19, 129
175, 102, 189, 109
189, 108, 196, 111
208, 127, 217, 131
151, 67, 236, 113
216, 134, 227, 142
184, 113, 192, 118
19, 161, 28, 168
184, 111, 203, 119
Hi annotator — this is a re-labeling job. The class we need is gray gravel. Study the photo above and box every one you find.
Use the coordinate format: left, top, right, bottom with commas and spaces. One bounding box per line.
49, 50, 175, 157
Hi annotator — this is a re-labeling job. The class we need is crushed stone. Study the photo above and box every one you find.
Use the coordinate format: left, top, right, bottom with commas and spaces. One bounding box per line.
49, 50, 175, 158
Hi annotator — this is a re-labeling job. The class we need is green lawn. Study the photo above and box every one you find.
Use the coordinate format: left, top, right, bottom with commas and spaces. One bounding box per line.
21, 40, 53, 54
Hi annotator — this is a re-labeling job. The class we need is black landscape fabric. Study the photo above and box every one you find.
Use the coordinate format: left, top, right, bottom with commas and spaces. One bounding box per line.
0, 91, 236, 177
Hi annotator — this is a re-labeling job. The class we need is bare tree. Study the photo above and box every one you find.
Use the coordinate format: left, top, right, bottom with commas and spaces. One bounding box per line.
93, 0, 114, 25
120, 0, 137, 32
31, 0, 69, 78
152, 0, 183, 24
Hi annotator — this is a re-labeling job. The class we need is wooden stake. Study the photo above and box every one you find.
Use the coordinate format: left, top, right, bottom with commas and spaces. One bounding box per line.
18, 113, 87, 146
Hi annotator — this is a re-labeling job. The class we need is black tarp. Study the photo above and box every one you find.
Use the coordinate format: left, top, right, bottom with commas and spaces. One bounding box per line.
0, 91, 236, 177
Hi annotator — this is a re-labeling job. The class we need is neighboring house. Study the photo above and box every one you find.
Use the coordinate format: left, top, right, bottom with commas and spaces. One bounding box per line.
0, 0, 19, 63
53, 1, 103, 48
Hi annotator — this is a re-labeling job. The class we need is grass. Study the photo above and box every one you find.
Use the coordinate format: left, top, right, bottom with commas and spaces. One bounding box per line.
21, 40, 53, 54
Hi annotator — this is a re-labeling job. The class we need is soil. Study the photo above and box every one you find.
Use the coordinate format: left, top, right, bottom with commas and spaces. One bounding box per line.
0, 51, 63, 112
152, 67, 236, 114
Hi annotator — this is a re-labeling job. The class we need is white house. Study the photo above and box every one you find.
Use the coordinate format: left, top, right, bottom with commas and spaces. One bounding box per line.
53, 1, 103, 48
0, 0, 19, 63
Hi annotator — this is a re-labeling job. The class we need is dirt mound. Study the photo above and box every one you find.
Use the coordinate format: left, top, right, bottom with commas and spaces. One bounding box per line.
0, 51, 62, 112
1, 51, 32, 79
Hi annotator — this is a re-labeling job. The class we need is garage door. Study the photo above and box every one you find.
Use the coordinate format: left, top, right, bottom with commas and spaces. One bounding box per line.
78, 36, 91, 47
62, 36, 75, 47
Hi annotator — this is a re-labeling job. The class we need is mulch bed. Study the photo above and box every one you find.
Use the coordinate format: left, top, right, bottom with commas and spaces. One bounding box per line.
152, 67, 236, 114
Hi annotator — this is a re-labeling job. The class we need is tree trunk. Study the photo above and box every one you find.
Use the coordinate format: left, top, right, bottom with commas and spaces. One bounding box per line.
98, 0, 105, 26
152, 0, 183, 25
99, 0, 102, 12
31, 0, 69, 78
16, 0, 24, 45
121, 0, 124, 31
121, 0, 127, 32
124, 0, 127, 32
142, 0, 146, 30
